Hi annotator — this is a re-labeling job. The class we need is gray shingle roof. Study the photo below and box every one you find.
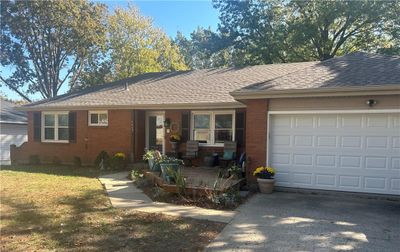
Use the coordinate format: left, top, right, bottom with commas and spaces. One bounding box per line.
22, 62, 315, 110
22, 52, 399, 110
1, 99, 27, 124
233, 52, 400, 94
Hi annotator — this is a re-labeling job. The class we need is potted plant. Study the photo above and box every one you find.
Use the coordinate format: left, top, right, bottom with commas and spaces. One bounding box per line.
142, 150, 161, 171
158, 155, 184, 183
253, 166, 276, 194
169, 133, 181, 153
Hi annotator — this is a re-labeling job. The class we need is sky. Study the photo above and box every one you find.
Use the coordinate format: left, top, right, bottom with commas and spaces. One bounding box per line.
1, 0, 220, 101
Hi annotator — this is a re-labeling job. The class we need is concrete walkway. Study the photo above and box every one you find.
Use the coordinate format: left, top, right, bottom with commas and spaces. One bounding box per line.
98, 171, 236, 223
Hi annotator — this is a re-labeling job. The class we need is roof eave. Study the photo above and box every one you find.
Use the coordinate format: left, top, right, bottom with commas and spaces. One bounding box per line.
230, 84, 400, 100
17, 101, 246, 111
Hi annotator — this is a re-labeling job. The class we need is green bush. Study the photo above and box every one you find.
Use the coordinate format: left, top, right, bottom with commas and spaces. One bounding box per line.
29, 155, 40, 165
73, 156, 82, 167
94, 150, 110, 169
52, 156, 61, 165
110, 152, 127, 170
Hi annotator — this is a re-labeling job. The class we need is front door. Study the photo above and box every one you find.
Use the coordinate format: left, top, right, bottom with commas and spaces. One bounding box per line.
146, 112, 165, 154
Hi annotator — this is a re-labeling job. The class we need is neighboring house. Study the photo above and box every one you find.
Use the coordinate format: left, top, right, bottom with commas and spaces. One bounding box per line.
1, 99, 27, 165
13, 52, 400, 195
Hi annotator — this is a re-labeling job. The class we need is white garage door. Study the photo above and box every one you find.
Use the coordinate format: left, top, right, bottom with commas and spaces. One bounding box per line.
0, 124, 27, 165
269, 113, 400, 195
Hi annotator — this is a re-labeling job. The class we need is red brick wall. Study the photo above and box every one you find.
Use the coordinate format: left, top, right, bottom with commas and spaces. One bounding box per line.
12, 110, 133, 165
243, 99, 268, 184
12, 108, 248, 167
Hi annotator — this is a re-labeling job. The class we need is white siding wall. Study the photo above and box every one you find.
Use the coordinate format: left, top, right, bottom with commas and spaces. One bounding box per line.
0, 123, 27, 165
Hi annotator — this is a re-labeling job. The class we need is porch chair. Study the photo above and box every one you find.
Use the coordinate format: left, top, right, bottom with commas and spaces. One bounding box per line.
182, 140, 199, 166
220, 141, 237, 168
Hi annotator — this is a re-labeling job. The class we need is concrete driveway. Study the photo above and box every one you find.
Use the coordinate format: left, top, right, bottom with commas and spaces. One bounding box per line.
207, 192, 400, 251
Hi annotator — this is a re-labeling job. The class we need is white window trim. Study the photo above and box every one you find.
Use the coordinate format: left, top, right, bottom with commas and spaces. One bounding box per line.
41, 111, 69, 143
88, 110, 108, 126
191, 110, 236, 147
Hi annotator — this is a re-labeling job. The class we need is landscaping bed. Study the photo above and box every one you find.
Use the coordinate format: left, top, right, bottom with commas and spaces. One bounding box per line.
1, 165, 225, 251
131, 168, 251, 211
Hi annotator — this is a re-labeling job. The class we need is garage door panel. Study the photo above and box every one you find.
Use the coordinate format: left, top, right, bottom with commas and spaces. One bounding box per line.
364, 177, 387, 190
365, 157, 387, 169
316, 155, 336, 167
317, 115, 338, 128
293, 154, 313, 166
391, 179, 400, 191
317, 136, 337, 147
391, 158, 400, 169
292, 172, 313, 186
338, 175, 361, 188
315, 174, 336, 187
366, 114, 389, 128
341, 115, 363, 128
392, 137, 400, 148
294, 116, 314, 128
270, 113, 400, 195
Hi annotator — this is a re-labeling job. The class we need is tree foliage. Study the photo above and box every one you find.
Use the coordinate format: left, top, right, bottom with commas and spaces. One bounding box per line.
0, 0, 107, 101
76, 5, 188, 89
176, 0, 400, 69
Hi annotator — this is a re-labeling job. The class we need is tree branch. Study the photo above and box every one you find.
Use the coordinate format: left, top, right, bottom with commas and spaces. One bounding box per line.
0, 76, 32, 102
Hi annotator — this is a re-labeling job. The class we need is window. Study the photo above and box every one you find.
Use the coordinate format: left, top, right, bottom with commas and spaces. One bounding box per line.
192, 111, 235, 145
88, 111, 108, 126
42, 112, 69, 142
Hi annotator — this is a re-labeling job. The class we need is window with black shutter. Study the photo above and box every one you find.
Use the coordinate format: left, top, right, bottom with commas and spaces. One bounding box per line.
33, 112, 41, 142
68, 112, 77, 143
235, 111, 246, 147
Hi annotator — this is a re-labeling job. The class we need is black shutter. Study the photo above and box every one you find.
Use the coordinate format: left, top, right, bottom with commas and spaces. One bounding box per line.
68, 112, 77, 143
33, 112, 41, 142
235, 111, 245, 148
181, 111, 190, 142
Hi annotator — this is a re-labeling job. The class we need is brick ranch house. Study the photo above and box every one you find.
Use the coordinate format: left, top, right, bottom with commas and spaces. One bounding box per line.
12, 52, 400, 195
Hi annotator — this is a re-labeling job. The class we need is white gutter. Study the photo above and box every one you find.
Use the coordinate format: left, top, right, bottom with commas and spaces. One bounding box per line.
17, 101, 246, 111
230, 85, 400, 100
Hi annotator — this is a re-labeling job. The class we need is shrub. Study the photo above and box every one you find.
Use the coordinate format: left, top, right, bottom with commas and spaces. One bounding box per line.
168, 168, 186, 196
110, 152, 127, 170
52, 156, 61, 165
29, 155, 40, 165
143, 150, 162, 163
73, 156, 82, 167
94, 150, 110, 170
205, 175, 240, 207
228, 164, 242, 179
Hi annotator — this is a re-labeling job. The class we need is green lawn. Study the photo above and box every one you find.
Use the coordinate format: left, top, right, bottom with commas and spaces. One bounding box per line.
0, 165, 225, 251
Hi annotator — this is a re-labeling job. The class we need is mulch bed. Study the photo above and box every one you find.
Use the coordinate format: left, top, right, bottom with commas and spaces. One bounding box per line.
133, 176, 252, 211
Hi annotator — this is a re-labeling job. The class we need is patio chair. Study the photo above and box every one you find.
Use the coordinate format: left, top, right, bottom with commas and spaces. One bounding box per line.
220, 141, 237, 168
182, 140, 199, 166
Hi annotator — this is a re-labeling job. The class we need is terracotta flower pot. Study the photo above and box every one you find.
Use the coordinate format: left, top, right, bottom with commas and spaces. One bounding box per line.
257, 178, 275, 194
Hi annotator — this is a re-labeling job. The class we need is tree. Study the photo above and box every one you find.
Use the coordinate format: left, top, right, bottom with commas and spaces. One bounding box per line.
287, 0, 400, 60
209, 0, 400, 66
0, 0, 107, 101
174, 27, 233, 69
76, 4, 188, 89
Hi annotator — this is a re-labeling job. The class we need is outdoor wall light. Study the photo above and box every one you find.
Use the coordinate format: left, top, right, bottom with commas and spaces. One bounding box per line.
366, 99, 377, 107
163, 118, 171, 128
